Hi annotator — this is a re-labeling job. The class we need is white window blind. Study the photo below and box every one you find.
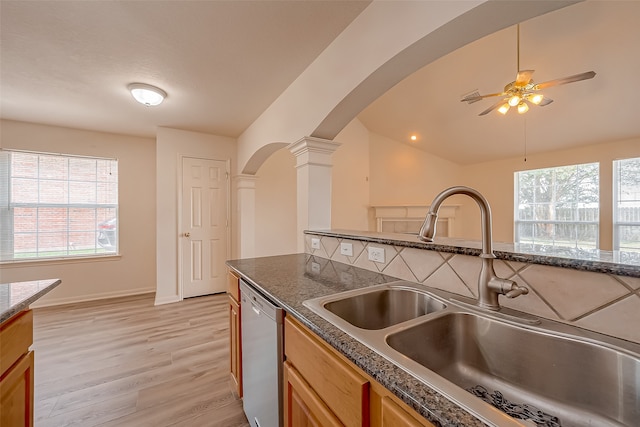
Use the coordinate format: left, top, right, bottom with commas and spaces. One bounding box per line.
0, 150, 118, 261
614, 157, 640, 252
514, 162, 599, 249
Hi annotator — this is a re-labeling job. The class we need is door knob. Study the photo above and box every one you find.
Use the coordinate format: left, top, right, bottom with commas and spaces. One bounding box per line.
184, 232, 191, 237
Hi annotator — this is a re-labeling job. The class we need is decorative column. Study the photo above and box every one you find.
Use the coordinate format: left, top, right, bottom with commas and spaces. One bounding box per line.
288, 137, 341, 252
234, 174, 258, 259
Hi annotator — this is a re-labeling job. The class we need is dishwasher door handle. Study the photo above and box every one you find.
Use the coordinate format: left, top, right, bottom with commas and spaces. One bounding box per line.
251, 304, 261, 315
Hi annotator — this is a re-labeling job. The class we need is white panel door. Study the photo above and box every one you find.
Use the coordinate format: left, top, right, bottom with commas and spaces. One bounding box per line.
181, 157, 228, 298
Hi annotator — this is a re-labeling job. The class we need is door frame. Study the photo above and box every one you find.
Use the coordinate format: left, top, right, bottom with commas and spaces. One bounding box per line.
177, 154, 231, 301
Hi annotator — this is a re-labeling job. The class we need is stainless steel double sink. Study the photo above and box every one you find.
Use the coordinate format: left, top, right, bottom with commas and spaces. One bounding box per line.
303, 281, 640, 427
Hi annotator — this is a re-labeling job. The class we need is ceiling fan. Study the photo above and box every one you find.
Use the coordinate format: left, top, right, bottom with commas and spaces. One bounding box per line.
462, 24, 596, 116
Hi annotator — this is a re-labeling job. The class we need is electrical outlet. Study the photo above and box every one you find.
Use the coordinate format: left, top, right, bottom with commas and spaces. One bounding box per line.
311, 262, 320, 274
340, 242, 353, 257
368, 246, 385, 263
311, 238, 320, 249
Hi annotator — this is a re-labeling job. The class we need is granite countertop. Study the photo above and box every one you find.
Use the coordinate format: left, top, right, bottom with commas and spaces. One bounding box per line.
0, 278, 62, 323
227, 254, 489, 427
307, 229, 640, 278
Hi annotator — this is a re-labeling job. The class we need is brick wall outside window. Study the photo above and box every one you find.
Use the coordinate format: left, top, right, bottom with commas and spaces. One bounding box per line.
1, 150, 118, 260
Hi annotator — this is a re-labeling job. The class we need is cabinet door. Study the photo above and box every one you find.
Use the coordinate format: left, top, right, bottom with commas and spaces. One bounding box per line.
380, 396, 426, 427
229, 296, 242, 397
0, 351, 34, 427
284, 361, 342, 427
284, 317, 369, 427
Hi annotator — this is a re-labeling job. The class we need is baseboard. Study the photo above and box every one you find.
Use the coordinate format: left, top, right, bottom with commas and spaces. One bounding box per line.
154, 294, 182, 306
30, 288, 156, 308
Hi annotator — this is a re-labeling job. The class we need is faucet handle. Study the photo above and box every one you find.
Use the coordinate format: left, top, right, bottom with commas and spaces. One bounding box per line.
505, 285, 529, 298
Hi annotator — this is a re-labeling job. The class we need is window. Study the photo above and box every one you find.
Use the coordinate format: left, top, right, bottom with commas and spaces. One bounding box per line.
614, 157, 640, 252
0, 150, 118, 261
514, 162, 599, 249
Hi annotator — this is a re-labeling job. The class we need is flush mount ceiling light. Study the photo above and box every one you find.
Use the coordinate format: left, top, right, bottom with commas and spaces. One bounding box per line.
127, 83, 167, 106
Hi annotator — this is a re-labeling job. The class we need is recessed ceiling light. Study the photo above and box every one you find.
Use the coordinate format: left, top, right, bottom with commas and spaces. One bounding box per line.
410, 135, 417, 141
128, 83, 167, 106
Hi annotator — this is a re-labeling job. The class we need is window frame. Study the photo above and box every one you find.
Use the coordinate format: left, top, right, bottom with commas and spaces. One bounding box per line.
613, 157, 640, 252
514, 162, 600, 249
0, 149, 119, 263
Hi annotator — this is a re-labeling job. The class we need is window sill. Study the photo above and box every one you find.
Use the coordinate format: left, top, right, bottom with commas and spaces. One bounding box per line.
0, 253, 122, 267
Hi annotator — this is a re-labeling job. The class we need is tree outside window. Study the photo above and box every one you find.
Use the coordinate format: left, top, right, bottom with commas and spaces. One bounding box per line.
515, 163, 599, 249
614, 157, 640, 252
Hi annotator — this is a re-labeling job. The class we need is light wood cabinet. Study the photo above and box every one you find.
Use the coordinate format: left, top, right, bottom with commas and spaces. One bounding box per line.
227, 270, 242, 397
379, 396, 425, 427
284, 361, 342, 427
0, 310, 35, 427
284, 315, 435, 427
285, 316, 369, 427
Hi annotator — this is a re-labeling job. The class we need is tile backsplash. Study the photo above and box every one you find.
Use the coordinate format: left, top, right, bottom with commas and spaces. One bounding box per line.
305, 234, 640, 344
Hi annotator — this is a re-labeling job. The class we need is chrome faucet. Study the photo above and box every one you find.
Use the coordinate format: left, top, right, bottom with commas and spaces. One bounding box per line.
419, 186, 528, 311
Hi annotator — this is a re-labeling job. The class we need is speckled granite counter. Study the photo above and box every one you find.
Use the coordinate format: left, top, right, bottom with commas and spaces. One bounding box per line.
307, 229, 640, 278
0, 278, 61, 323
227, 254, 489, 427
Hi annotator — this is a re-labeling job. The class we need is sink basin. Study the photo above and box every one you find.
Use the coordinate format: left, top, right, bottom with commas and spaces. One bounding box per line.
304, 281, 640, 427
386, 312, 640, 427
323, 287, 446, 330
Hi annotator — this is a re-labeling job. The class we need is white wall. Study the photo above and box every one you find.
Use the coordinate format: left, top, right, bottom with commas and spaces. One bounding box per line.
0, 120, 156, 306
458, 137, 640, 248
369, 132, 464, 205
331, 118, 370, 231
254, 148, 297, 257
155, 127, 236, 305
368, 131, 466, 235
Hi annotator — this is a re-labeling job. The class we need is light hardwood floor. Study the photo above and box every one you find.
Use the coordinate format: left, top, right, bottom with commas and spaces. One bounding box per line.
32, 293, 249, 427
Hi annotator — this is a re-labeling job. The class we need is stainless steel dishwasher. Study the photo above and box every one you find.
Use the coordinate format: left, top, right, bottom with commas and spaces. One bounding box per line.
240, 279, 283, 427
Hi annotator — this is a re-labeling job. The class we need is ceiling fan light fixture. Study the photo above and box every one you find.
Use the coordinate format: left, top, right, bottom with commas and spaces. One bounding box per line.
498, 103, 510, 115
128, 83, 167, 106
527, 93, 544, 105
517, 101, 529, 114
508, 95, 521, 107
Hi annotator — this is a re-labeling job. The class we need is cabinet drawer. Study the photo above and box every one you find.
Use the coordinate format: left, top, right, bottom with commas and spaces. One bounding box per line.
284, 316, 369, 427
0, 310, 33, 374
227, 270, 240, 302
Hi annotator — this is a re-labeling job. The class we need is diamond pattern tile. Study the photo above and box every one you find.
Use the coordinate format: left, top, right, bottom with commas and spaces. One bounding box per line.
519, 264, 630, 320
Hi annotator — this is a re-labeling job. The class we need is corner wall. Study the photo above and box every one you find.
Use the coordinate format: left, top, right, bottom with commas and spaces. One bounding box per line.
331, 118, 370, 231
369, 131, 465, 235
254, 148, 297, 257
0, 120, 157, 306
155, 127, 236, 305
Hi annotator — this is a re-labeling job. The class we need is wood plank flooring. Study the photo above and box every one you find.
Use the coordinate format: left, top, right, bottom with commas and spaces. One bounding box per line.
31, 293, 249, 427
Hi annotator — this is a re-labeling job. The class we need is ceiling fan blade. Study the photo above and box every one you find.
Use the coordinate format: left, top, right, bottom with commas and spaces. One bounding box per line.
533, 71, 596, 90
515, 70, 534, 87
461, 92, 504, 103
539, 97, 554, 106
478, 99, 506, 116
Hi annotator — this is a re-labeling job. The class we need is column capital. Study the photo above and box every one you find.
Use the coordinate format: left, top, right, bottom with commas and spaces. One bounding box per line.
233, 174, 258, 190
287, 136, 341, 168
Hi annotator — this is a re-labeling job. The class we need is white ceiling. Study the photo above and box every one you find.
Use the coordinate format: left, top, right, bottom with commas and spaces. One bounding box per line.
2, 1, 639, 166
0, 0, 368, 138
358, 0, 640, 164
